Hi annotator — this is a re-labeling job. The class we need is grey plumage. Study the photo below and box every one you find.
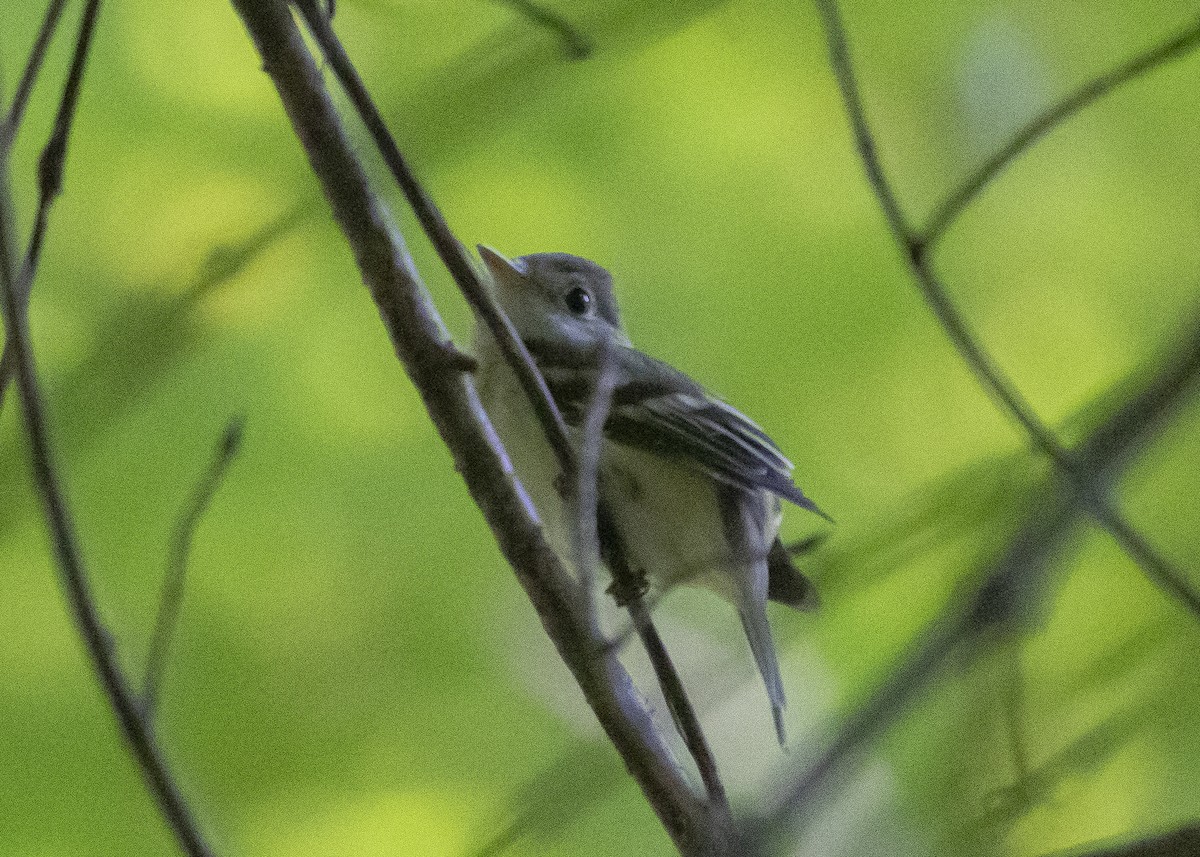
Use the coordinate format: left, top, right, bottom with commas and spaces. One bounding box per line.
474, 246, 826, 744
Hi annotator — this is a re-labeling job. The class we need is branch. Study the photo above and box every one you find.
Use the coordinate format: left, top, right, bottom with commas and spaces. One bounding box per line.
230, 3, 731, 852
922, 13, 1200, 248
813, 0, 1200, 620
289, 0, 732, 815
0, 0, 69, 149
749, 312, 1200, 850
1045, 824, 1200, 857
574, 335, 617, 627
626, 593, 732, 815
953, 698, 1158, 853
291, 0, 573, 475
143, 417, 244, 715
0, 25, 215, 857
494, 0, 592, 60
0, 0, 102, 411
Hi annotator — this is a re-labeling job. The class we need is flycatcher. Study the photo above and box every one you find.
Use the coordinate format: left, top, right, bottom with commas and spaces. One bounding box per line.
474, 246, 825, 743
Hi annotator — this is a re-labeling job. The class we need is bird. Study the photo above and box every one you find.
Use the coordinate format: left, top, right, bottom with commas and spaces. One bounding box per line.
472, 245, 826, 744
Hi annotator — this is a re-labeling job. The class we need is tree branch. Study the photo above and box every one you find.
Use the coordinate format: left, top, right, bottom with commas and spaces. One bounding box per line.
0, 0, 69, 149
143, 417, 244, 715
288, 0, 732, 816
494, 0, 593, 61
1045, 824, 1200, 857
0, 27, 216, 857
291, 0, 573, 474
749, 310, 1200, 851
0, 0, 101, 411
813, 0, 1200, 619
230, 3, 731, 852
922, 13, 1200, 249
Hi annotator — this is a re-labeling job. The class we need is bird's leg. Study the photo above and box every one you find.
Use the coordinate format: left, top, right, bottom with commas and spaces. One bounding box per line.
606, 564, 649, 607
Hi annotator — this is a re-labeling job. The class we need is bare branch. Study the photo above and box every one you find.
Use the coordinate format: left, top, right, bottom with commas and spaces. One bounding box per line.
0, 50, 216, 857
627, 594, 732, 816
812, 0, 1200, 619
1043, 824, 1200, 857
143, 417, 244, 715
587, 489, 730, 815
289, 0, 733, 817
574, 335, 617, 627
954, 698, 1159, 853
1, 0, 102, 411
922, 13, 1200, 249
230, 3, 731, 851
745, 496, 1065, 851
0, 0, 69, 149
813, 0, 1059, 458
749, 312, 1200, 850
493, 0, 593, 60
291, 0, 575, 476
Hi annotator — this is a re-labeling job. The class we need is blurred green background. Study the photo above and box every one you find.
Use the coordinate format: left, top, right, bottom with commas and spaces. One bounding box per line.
2, 1, 1199, 855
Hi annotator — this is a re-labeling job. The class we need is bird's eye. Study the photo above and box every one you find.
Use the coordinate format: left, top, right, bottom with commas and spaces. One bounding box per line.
564, 286, 592, 315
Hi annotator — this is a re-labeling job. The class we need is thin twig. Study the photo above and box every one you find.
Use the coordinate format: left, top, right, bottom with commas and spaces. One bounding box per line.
0, 0, 69, 149
0, 83, 216, 857
291, 0, 733, 815
922, 13, 1200, 249
593, 498, 732, 813
628, 595, 732, 816
1042, 823, 1200, 857
595, 495, 730, 815
291, 0, 575, 476
25, 0, 99, 280
494, 0, 593, 60
813, 0, 1200, 619
998, 642, 1031, 786
230, 4, 730, 852
813, 0, 1058, 459
0, 0, 101, 412
1067, 314, 1200, 615
748, 496, 1065, 851
143, 417, 244, 716
953, 699, 1154, 853
574, 335, 617, 628
750, 312, 1200, 850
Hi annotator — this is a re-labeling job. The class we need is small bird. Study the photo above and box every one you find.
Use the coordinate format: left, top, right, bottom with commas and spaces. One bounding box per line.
473, 246, 826, 743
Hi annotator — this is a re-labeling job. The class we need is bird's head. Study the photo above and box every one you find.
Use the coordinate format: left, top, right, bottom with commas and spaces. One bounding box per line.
478, 246, 628, 350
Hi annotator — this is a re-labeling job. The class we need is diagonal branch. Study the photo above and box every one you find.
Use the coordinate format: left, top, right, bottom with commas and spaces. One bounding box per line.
750, 310, 1200, 851
626, 592, 732, 815
1042, 824, 1200, 857
812, 0, 1200, 619
922, 13, 1200, 249
143, 417, 244, 716
289, 0, 731, 813
0, 50, 216, 857
230, 3, 732, 852
494, 0, 593, 60
0, 0, 69, 149
291, 0, 574, 475
0, 0, 102, 412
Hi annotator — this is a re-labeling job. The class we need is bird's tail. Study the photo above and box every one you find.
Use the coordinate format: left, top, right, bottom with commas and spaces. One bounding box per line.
740, 608, 788, 746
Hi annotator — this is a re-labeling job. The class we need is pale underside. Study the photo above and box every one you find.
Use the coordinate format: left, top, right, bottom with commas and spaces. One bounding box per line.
473, 342, 780, 604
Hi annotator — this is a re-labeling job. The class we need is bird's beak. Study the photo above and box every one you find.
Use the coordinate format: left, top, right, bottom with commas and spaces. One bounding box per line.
477, 245, 527, 291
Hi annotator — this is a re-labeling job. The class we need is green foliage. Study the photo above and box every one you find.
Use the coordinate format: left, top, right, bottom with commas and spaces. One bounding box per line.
2, 1, 1198, 855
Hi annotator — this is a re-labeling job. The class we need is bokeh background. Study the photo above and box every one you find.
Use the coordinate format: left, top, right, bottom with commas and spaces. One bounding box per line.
2, 1, 1199, 855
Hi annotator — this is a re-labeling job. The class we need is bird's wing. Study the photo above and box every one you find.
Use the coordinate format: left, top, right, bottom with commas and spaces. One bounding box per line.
529, 340, 824, 514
